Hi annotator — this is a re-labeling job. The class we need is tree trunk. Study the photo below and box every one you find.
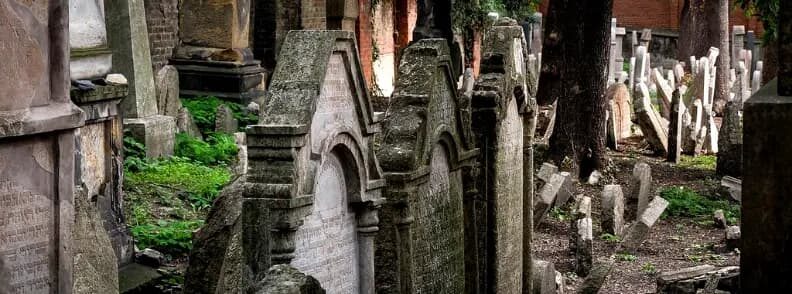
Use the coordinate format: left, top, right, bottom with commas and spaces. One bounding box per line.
536, 0, 612, 179
762, 38, 778, 84
678, 0, 711, 61
679, 0, 729, 113
711, 0, 730, 113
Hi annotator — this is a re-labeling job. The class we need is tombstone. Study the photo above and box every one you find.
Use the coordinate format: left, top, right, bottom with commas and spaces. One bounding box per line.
215, 104, 239, 134
746, 30, 758, 72
608, 84, 632, 141
537, 162, 558, 183
255, 264, 326, 294
601, 185, 625, 236
607, 18, 618, 85
570, 196, 593, 276
635, 83, 669, 155
615, 27, 626, 77
374, 39, 478, 293
106, 0, 176, 158
243, 31, 385, 293
654, 68, 673, 119
634, 46, 649, 90
155, 65, 181, 117
667, 90, 683, 163
701, 110, 718, 154
530, 13, 543, 55
0, 0, 84, 292
173, 0, 265, 103
469, 22, 530, 293
627, 161, 652, 206
622, 197, 669, 251
628, 57, 637, 97
741, 2, 792, 286
752, 61, 764, 94
731, 26, 746, 69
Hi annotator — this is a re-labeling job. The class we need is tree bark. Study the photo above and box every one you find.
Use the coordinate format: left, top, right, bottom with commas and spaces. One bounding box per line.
712, 0, 730, 113
536, 0, 612, 179
678, 0, 711, 61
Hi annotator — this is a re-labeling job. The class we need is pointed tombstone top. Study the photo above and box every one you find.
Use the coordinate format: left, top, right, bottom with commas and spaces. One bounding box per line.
780, 0, 791, 96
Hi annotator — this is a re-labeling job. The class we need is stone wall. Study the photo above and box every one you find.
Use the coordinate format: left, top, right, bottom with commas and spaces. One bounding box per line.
143, 0, 179, 73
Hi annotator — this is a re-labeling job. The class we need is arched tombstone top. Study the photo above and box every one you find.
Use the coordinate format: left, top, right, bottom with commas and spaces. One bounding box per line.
477, 22, 533, 118
377, 39, 478, 174
246, 30, 384, 202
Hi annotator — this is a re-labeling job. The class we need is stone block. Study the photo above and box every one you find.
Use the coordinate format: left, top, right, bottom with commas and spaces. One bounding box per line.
716, 101, 742, 177
155, 65, 181, 117
532, 260, 556, 294
602, 185, 625, 236
254, 264, 326, 294
215, 104, 239, 133
623, 197, 669, 251
553, 172, 574, 208
579, 258, 614, 294
124, 115, 176, 158
179, 0, 251, 50
725, 226, 740, 250
635, 82, 669, 155
534, 172, 564, 227
608, 83, 633, 141
73, 186, 119, 294
657, 265, 739, 294
573, 217, 593, 276
720, 176, 741, 202
538, 162, 558, 183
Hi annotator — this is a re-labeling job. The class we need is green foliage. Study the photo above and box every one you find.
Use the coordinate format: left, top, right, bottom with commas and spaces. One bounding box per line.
678, 155, 717, 170
181, 96, 257, 134
600, 233, 621, 242
661, 186, 740, 224
622, 62, 631, 73
616, 253, 637, 262
174, 133, 238, 166
550, 207, 569, 221
735, 0, 779, 42
125, 157, 232, 211
123, 134, 148, 172
641, 262, 657, 274
131, 220, 204, 255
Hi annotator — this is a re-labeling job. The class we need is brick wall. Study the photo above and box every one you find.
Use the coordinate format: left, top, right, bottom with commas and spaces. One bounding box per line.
144, 0, 179, 73
356, 0, 373, 87
302, 0, 327, 29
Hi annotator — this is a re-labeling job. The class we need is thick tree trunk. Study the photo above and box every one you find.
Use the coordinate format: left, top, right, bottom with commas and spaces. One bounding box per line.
536, 0, 612, 179
711, 0, 730, 113
679, 0, 729, 113
678, 0, 711, 61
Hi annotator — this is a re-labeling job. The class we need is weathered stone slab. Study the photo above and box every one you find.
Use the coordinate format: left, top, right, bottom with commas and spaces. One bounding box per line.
72, 186, 119, 294
623, 197, 669, 251
537, 162, 558, 183
579, 258, 614, 294
176, 107, 203, 139
716, 101, 742, 177
553, 172, 574, 208
627, 161, 652, 206
657, 265, 739, 294
720, 176, 741, 202
667, 89, 683, 163
602, 185, 625, 236
531, 260, 556, 294
254, 264, 326, 294
155, 65, 181, 117
573, 217, 593, 276
607, 83, 632, 141
124, 115, 176, 158
635, 82, 669, 155
215, 104, 239, 134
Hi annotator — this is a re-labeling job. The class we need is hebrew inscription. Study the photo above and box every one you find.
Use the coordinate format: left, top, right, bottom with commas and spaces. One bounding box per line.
311, 53, 359, 153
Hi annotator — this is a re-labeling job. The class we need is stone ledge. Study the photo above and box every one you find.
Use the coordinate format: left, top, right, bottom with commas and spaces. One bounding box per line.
0, 103, 85, 139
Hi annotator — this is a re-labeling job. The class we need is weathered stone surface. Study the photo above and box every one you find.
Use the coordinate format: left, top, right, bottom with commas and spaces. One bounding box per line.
538, 162, 558, 182
155, 65, 181, 117
73, 186, 119, 294
608, 83, 632, 140
716, 101, 742, 177
233, 132, 247, 175
602, 185, 626, 236
667, 89, 683, 163
553, 172, 574, 208
623, 197, 669, 251
184, 179, 245, 294
725, 226, 740, 250
179, 0, 251, 50
702, 110, 719, 154
532, 260, 556, 294
579, 258, 615, 294
628, 162, 653, 218
635, 82, 669, 155
215, 104, 239, 133
176, 107, 203, 138
713, 210, 727, 229
573, 217, 593, 276
657, 265, 739, 294
720, 176, 741, 202
254, 264, 326, 294
742, 78, 792, 293
534, 172, 565, 227
124, 115, 176, 158
137, 248, 165, 268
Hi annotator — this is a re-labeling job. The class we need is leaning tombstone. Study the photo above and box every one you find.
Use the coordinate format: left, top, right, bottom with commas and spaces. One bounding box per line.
470, 21, 529, 293
716, 100, 743, 177
242, 31, 386, 293
374, 39, 479, 293
0, 0, 84, 292
602, 185, 626, 236
622, 197, 669, 251
634, 82, 669, 155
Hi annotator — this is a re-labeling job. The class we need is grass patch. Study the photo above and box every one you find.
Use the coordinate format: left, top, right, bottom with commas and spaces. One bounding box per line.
174, 132, 238, 166
641, 262, 657, 274
131, 220, 204, 255
678, 155, 717, 171
181, 96, 257, 134
617, 253, 637, 262
125, 158, 232, 210
600, 233, 621, 242
661, 186, 739, 224
550, 207, 569, 221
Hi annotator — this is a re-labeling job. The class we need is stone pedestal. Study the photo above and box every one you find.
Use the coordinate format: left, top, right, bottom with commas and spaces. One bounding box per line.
741, 79, 792, 292
106, 0, 175, 158
69, 0, 112, 80
171, 59, 265, 103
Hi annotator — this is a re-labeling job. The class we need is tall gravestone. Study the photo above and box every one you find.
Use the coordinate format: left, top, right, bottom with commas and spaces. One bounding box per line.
69, 0, 134, 267
741, 1, 792, 291
243, 31, 385, 294
471, 22, 528, 294
374, 39, 479, 294
106, 0, 176, 158
174, 0, 265, 103
0, 1, 84, 293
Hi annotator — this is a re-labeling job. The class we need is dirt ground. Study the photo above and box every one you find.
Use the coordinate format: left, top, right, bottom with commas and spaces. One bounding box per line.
532, 138, 739, 294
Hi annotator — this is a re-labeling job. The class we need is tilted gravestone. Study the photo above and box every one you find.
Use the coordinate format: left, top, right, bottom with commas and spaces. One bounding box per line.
374, 39, 479, 293
471, 22, 529, 293
242, 31, 385, 293
0, 0, 85, 292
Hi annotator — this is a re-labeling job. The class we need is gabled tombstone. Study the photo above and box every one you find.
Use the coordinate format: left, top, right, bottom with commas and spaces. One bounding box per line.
374, 39, 479, 293
243, 31, 385, 293
0, 0, 84, 292
471, 22, 530, 293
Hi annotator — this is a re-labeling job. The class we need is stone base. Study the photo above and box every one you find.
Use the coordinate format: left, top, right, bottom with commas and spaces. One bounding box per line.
171, 58, 265, 104
124, 115, 176, 158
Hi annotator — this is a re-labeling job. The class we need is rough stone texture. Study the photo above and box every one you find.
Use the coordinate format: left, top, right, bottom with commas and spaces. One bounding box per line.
602, 185, 625, 236
742, 79, 792, 293
534, 172, 564, 228
184, 179, 246, 294
470, 23, 531, 294
532, 260, 556, 294
720, 176, 741, 202
537, 162, 558, 182
608, 83, 633, 141
176, 107, 203, 138
569, 196, 592, 253
69, 0, 112, 80
124, 115, 176, 158
155, 65, 181, 117
72, 186, 119, 294
635, 82, 669, 155
179, 0, 251, 50
579, 258, 614, 294
215, 104, 239, 134
553, 172, 574, 208
716, 100, 742, 177
245, 31, 384, 293
254, 264, 326, 294
623, 197, 669, 251
375, 38, 478, 294
656, 265, 739, 294
628, 162, 653, 217
713, 210, 726, 229
667, 89, 683, 163
725, 226, 740, 250
234, 132, 247, 175
573, 217, 593, 277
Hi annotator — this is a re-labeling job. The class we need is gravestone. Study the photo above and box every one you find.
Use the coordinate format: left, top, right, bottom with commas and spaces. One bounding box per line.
622, 197, 669, 251
106, 0, 176, 158
0, 1, 84, 292
608, 83, 632, 140
375, 39, 478, 293
242, 31, 385, 293
601, 185, 625, 236
741, 3, 792, 287
667, 90, 683, 163
155, 65, 181, 117
471, 22, 532, 293
731, 26, 745, 69
635, 82, 669, 155
173, 0, 265, 103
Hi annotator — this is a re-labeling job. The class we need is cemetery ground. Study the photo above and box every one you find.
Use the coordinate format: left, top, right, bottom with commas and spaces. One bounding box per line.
535, 137, 740, 294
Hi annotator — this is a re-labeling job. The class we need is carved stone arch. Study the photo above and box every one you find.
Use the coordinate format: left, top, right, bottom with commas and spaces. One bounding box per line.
327, 0, 358, 31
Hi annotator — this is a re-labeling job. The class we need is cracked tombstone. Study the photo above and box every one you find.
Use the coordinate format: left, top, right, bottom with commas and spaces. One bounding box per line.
602, 185, 626, 236
375, 39, 479, 293
622, 197, 670, 251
